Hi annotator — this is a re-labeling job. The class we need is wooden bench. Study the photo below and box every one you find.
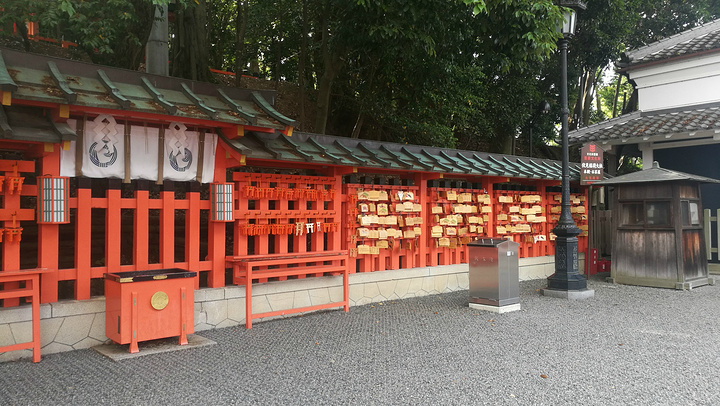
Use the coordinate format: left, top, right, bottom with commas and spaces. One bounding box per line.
226, 250, 349, 329
0, 269, 48, 362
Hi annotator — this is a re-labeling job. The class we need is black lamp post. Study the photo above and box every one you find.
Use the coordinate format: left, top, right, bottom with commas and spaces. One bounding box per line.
544, 0, 593, 298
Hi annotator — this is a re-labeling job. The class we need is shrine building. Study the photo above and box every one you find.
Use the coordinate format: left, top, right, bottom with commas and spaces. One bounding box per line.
0, 47, 590, 361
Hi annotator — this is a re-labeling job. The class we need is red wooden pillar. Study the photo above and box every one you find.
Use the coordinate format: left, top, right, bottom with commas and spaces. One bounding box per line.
160, 181, 175, 268
234, 178, 247, 256
207, 144, 227, 288
535, 181, 546, 257
293, 191, 306, 255
39, 148, 60, 303
207, 221, 226, 287
1, 160, 33, 307
134, 181, 150, 269
257, 179, 270, 256
415, 173, 429, 268
255, 178, 271, 283
341, 182, 358, 274
579, 187, 590, 254
309, 179, 323, 277
106, 179, 122, 274
308, 180, 319, 253
186, 182, 201, 273
275, 178, 288, 254
483, 178, 496, 239
75, 178, 92, 300
1, 172, 21, 275
330, 169, 344, 252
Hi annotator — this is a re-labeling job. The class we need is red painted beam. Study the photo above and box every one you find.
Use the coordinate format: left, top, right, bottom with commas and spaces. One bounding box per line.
11, 100, 283, 133
0, 208, 35, 222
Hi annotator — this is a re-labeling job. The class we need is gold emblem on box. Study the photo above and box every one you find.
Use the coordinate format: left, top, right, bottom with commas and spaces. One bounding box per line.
150, 291, 169, 310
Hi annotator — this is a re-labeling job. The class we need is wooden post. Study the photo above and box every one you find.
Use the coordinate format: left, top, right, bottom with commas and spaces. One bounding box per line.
39, 150, 60, 303
416, 173, 429, 268
75, 178, 92, 300
106, 179, 122, 273
134, 180, 150, 269
186, 182, 201, 273
257, 179, 270, 256
160, 181, 175, 268
234, 178, 247, 256
207, 143, 226, 288
331, 169, 344, 252
275, 177, 288, 255
1, 160, 30, 307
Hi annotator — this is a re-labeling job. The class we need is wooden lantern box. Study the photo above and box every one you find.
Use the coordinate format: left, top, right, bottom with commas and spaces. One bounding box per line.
596, 163, 718, 289
104, 269, 196, 353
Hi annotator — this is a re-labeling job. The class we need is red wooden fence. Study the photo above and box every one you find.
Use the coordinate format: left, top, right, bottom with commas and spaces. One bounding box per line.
1, 152, 589, 307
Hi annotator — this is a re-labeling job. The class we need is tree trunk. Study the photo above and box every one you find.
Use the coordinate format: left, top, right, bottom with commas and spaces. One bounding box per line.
313, 2, 341, 134
573, 71, 586, 130
350, 57, 379, 139
171, 0, 211, 82
273, 8, 284, 86
297, 0, 308, 131
582, 75, 594, 127
15, 18, 30, 51
315, 63, 339, 134
623, 89, 639, 115
611, 75, 623, 118
234, 1, 248, 87
351, 113, 364, 139
490, 127, 514, 155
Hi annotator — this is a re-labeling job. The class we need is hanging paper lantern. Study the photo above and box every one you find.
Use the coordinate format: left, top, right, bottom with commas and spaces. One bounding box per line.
37, 176, 69, 224
210, 183, 234, 222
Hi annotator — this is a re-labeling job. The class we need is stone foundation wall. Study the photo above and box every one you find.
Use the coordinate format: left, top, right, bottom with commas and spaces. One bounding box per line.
1, 255, 572, 362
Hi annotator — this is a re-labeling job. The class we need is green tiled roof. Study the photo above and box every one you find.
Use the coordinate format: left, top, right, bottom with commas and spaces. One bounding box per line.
226, 131, 582, 181
0, 47, 583, 182
0, 47, 293, 136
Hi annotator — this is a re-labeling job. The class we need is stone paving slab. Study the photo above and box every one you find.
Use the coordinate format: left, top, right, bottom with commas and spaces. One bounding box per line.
92, 334, 216, 362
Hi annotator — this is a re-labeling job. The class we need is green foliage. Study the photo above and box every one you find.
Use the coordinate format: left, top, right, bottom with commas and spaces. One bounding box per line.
5, 0, 720, 158
1, 0, 190, 69
617, 155, 643, 176
574, 0, 720, 127
597, 74, 634, 118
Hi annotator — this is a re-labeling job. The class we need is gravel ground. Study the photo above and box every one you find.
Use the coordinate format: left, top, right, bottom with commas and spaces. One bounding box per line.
2, 274, 720, 406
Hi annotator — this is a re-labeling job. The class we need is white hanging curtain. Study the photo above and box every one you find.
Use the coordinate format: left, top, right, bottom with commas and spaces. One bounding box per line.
60, 118, 219, 183
130, 124, 159, 181
59, 119, 77, 177
81, 114, 125, 179
163, 122, 199, 182
201, 133, 218, 183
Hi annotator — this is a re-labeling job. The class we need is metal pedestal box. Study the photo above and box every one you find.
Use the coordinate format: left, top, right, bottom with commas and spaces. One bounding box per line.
468, 238, 520, 307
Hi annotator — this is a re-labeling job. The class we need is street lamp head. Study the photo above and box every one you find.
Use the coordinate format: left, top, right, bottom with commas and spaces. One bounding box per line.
556, 0, 586, 37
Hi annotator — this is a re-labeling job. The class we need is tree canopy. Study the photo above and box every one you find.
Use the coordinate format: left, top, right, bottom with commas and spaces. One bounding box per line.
1, 0, 718, 157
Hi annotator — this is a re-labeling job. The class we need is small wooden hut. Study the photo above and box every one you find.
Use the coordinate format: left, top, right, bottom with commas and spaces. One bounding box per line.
596, 162, 719, 289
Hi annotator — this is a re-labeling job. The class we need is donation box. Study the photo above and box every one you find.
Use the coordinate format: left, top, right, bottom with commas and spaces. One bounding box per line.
105, 269, 196, 353
467, 238, 520, 308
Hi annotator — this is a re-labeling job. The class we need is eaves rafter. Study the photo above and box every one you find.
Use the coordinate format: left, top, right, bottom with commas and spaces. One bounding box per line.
308, 137, 345, 164
47, 61, 77, 104
141, 77, 177, 114
97, 70, 131, 109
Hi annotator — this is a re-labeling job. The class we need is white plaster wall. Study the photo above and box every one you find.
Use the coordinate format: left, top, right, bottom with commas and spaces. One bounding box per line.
630, 53, 720, 111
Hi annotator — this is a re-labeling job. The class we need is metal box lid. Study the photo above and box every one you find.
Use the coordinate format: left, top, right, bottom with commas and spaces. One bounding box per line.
467, 238, 518, 248
104, 268, 196, 283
